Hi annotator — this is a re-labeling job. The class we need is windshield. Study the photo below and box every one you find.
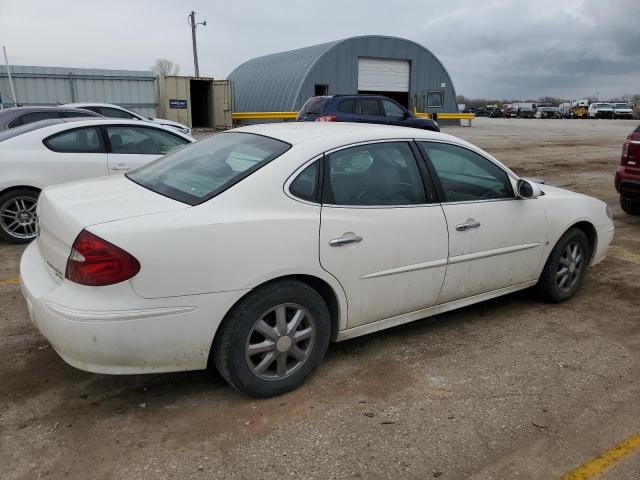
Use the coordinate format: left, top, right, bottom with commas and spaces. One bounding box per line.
299, 97, 330, 115
127, 132, 291, 205
595, 103, 612, 109
614, 103, 631, 109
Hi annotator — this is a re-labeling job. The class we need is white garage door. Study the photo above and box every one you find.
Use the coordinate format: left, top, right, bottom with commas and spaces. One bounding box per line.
357, 58, 410, 92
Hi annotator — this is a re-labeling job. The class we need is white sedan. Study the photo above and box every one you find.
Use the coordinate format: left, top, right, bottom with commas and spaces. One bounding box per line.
63, 103, 192, 136
20, 123, 614, 397
0, 118, 193, 243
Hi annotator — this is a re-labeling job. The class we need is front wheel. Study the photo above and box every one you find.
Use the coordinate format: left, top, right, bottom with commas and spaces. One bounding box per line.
536, 228, 591, 302
620, 194, 640, 215
0, 189, 40, 244
212, 280, 331, 397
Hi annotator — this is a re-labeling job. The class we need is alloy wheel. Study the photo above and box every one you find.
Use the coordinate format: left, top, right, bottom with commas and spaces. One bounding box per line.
0, 196, 38, 241
556, 242, 583, 292
245, 303, 315, 381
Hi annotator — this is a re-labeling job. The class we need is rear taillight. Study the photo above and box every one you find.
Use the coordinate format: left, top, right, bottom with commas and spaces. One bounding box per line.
315, 115, 336, 122
621, 134, 631, 165
65, 230, 140, 286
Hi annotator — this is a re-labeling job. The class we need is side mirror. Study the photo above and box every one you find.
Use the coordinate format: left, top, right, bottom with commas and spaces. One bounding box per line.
516, 179, 542, 199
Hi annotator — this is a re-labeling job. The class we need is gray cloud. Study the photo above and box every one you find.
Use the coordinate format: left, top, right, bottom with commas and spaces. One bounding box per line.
1, 0, 638, 99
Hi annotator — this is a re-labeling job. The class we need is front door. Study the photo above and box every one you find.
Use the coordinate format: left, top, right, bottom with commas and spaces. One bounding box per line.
319, 141, 449, 328
419, 141, 546, 304
354, 98, 387, 125
105, 125, 189, 174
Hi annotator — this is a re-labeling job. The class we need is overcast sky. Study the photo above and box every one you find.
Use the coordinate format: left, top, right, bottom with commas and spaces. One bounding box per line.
1, 0, 638, 100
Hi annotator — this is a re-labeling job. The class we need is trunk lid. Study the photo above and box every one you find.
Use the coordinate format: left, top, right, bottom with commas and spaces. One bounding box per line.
37, 175, 189, 279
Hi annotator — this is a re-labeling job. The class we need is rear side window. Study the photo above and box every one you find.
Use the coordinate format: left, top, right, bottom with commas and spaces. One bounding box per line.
44, 127, 105, 153
289, 161, 319, 202
106, 126, 187, 155
127, 132, 291, 205
337, 99, 355, 113
323, 142, 427, 206
299, 97, 330, 115
98, 107, 138, 119
60, 111, 97, 118
9, 111, 62, 128
357, 99, 382, 116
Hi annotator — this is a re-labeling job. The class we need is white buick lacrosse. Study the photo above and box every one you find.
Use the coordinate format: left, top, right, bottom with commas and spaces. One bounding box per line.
20, 123, 614, 397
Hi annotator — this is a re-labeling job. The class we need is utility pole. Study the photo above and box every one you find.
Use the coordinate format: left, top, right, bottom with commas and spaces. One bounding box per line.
188, 11, 206, 77
2, 46, 18, 107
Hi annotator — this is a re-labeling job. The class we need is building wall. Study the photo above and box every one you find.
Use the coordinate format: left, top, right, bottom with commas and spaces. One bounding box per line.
0, 65, 158, 117
299, 36, 457, 113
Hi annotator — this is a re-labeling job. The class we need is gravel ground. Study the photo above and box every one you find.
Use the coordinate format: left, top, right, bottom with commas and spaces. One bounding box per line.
1, 118, 639, 479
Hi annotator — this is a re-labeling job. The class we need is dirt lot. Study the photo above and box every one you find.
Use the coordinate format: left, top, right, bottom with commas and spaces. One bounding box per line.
1, 118, 639, 479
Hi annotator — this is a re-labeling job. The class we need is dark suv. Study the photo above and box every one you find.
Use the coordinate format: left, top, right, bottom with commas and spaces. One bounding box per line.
297, 95, 439, 132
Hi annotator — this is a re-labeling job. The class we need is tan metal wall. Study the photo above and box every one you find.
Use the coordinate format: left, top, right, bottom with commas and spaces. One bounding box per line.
213, 80, 233, 130
157, 76, 192, 126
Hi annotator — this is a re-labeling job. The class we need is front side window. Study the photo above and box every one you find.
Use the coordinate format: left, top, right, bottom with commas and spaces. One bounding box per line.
324, 142, 426, 206
98, 107, 138, 119
44, 127, 104, 153
357, 99, 383, 116
60, 111, 96, 118
127, 132, 290, 205
106, 126, 187, 155
421, 142, 513, 202
427, 91, 444, 108
382, 100, 405, 118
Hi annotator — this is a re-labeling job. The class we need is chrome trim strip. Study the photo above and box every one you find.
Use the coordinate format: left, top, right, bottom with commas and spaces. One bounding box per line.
448, 243, 541, 265
45, 302, 197, 322
360, 258, 447, 279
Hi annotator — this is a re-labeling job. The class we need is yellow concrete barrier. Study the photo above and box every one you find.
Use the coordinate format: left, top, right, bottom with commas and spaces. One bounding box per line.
232, 111, 475, 125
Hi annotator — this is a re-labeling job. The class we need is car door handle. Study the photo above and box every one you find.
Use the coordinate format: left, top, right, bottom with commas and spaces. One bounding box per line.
111, 165, 131, 171
455, 219, 481, 231
329, 233, 363, 247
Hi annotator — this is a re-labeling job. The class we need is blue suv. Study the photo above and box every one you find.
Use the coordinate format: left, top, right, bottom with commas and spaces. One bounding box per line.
296, 95, 439, 132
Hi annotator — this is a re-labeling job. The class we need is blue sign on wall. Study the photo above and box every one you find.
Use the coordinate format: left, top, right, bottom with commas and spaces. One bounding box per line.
169, 99, 187, 109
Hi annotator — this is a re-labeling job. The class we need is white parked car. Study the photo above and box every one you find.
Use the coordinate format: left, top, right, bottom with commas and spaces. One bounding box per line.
63, 102, 192, 136
20, 123, 614, 397
588, 103, 614, 119
612, 103, 634, 119
0, 118, 193, 243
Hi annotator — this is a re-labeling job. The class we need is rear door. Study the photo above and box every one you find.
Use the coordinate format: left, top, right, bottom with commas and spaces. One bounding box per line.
319, 141, 448, 328
104, 125, 189, 173
354, 98, 386, 125
419, 141, 546, 303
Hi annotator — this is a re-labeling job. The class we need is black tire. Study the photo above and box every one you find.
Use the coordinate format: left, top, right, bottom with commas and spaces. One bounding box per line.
0, 188, 40, 244
620, 194, 640, 215
212, 280, 331, 397
536, 228, 591, 302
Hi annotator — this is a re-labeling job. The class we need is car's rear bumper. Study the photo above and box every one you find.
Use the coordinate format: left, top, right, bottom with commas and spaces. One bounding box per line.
20, 241, 247, 374
615, 167, 640, 197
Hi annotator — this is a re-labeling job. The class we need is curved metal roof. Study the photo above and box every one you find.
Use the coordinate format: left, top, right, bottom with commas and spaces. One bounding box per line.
228, 36, 457, 113
228, 40, 340, 112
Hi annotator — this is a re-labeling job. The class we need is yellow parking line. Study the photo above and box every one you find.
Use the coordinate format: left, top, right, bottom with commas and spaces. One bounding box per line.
560, 433, 640, 480
0, 276, 19, 286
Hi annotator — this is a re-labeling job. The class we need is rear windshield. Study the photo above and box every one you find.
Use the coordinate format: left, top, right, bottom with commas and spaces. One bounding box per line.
299, 97, 330, 115
126, 132, 291, 205
0, 119, 66, 142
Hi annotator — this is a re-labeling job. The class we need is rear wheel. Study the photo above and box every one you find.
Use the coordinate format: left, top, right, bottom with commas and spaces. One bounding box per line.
213, 280, 331, 397
0, 189, 39, 244
536, 228, 591, 302
620, 194, 640, 215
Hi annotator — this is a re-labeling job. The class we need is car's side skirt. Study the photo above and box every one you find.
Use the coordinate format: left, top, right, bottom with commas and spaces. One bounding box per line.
335, 280, 537, 341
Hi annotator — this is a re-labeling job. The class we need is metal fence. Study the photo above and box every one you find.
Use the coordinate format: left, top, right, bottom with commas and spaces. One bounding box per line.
0, 65, 158, 117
